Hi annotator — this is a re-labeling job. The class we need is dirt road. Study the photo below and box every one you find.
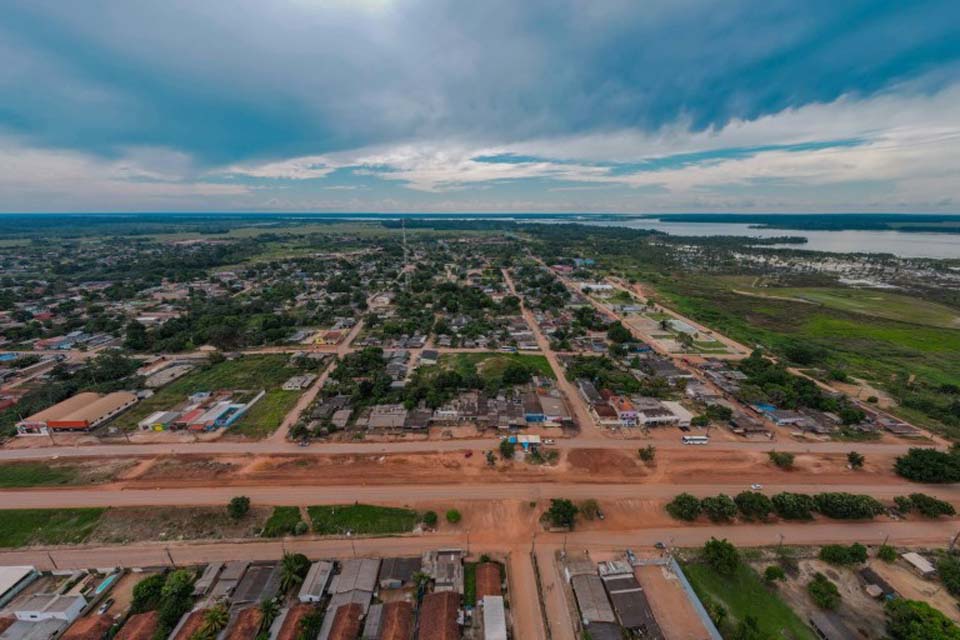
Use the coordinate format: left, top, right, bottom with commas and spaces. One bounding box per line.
4, 480, 957, 509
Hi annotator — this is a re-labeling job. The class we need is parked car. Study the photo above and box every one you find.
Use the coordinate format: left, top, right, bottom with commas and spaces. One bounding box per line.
750, 483, 763, 490
98, 599, 114, 615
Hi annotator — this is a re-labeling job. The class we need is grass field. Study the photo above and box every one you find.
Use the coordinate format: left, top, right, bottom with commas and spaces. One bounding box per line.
440, 352, 555, 382
115, 355, 306, 436
683, 561, 816, 640
0, 463, 79, 488
261, 506, 305, 537
733, 285, 960, 329
307, 504, 420, 536
0, 508, 106, 548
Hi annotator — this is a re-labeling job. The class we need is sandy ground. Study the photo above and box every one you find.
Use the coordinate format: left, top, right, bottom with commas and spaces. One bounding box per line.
101, 571, 160, 617
769, 558, 886, 639
872, 560, 960, 624
535, 549, 576, 640
635, 563, 711, 640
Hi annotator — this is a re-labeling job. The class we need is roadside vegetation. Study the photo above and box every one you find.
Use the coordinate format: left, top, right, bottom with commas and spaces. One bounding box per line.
307, 503, 420, 535
0, 508, 106, 547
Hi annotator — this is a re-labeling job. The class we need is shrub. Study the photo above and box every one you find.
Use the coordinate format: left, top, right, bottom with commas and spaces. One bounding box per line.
701, 494, 737, 522
546, 498, 578, 529
499, 439, 516, 460
422, 511, 439, 528
293, 520, 309, 535
908, 493, 956, 518
735, 491, 773, 521
445, 509, 462, 524
638, 445, 656, 463
768, 451, 795, 469
666, 493, 702, 521
847, 451, 865, 469
764, 565, 786, 582
227, 496, 251, 520
894, 496, 914, 513
702, 537, 739, 575
813, 492, 884, 520
937, 555, 960, 597
819, 543, 868, 565
808, 573, 841, 609
878, 544, 897, 563
580, 499, 600, 521
772, 492, 815, 520
895, 448, 960, 483
691, 414, 710, 428
885, 599, 960, 640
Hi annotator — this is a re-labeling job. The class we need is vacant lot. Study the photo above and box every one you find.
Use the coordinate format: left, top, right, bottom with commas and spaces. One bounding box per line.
87, 506, 269, 544
115, 355, 307, 436
307, 503, 419, 535
441, 352, 555, 382
683, 560, 816, 640
0, 460, 133, 488
262, 506, 305, 537
0, 508, 106, 547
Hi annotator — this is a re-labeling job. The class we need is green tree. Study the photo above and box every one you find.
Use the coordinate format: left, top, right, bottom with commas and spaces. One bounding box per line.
937, 555, 960, 596
279, 552, 310, 593
735, 491, 773, 521
731, 616, 769, 640
606, 322, 632, 344
764, 565, 786, 582
422, 511, 439, 528
772, 492, 815, 520
130, 573, 165, 613
768, 450, 795, 469
499, 439, 516, 460
195, 603, 229, 640
702, 537, 740, 575
819, 543, 868, 565
258, 599, 280, 637
813, 492, 883, 519
878, 544, 897, 563
808, 572, 840, 609
701, 494, 737, 522
546, 498, 579, 529
445, 509, 462, 524
227, 496, 251, 520
908, 493, 956, 518
124, 319, 149, 351
666, 493, 702, 521
847, 451, 865, 469
895, 448, 960, 483
885, 599, 960, 640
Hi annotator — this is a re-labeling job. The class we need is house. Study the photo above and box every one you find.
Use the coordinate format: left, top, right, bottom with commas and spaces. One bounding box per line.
662, 401, 694, 428
598, 565, 663, 637
475, 563, 502, 603
591, 402, 621, 428
610, 396, 638, 427
0, 566, 38, 608
299, 561, 335, 603
375, 601, 413, 640
420, 350, 439, 366
571, 574, 616, 624
576, 379, 603, 404
282, 374, 317, 391
423, 549, 464, 593
363, 404, 409, 430
482, 596, 507, 640
417, 592, 459, 640
808, 612, 858, 640
322, 602, 363, 640
14, 594, 85, 622
330, 558, 381, 595
193, 563, 223, 597
232, 563, 281, 605
208, 561, 249, 601
378, 557, 422, 590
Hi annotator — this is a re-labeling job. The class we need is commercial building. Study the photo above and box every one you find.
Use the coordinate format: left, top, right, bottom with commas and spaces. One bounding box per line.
482, 595, 507, 640
571, 574, 616, 624
0, 566, 38, 608
14, 594, 86, 622
17, 391, 138, 435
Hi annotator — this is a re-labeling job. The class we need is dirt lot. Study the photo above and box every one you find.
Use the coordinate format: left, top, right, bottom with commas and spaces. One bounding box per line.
759, 558, 886, 639
872, 559, 960, 624
111, 448, 903, 490
103, 571, 161, 617
635, 563, 711, 640
87, 506, 270, 543
225, 607, 263, 640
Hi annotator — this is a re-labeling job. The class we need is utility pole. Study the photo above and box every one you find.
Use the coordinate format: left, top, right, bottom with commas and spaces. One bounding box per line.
47, 551, 58, 571
165, 547, 176, 568
950, 529, 960, 552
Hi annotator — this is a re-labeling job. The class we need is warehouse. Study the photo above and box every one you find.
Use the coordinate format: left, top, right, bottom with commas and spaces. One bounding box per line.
16, 391, 138, 435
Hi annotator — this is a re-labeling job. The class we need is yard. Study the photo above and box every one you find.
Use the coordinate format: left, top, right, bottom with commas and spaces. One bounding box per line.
440, 352, 555, 383
0, 508, 106, 547
683, 560, 816, 640
114, 354, 309, 436
307, 503, 420, 535
0, 460, 132, 488
261, 506, 306, 537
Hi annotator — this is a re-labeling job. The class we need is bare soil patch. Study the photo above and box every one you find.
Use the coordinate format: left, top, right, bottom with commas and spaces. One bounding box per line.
87, 506, 269, 543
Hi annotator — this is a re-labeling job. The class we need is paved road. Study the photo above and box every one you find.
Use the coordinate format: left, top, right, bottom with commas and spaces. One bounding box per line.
3, 481, 957, 509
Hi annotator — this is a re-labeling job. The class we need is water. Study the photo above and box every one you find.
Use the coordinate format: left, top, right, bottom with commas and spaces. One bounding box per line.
576, 218, 960, 260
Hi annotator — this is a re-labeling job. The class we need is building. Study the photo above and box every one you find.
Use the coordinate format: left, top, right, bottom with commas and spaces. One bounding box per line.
193, 562, 223, 597
572, 574, 616, 624
376, 601, 413, 640
282, 374, 317, 391
299, 561, 335, 603
232, 563, 281, 605
14, 594, 86, 622
0, 566, 38, 608
808, 612, 858, 640
598, 564, 663, 637
378, 557, 422, 590
420, 350, 439, 366
417, 592, 459, 640
475, 563, 502, 603
208, 561, 249, 601
16, 391, 138, 435
330, 558, 381, 595
325, 603, 363, 640
901, 552, 936, 578
423, 549, 464, 593
482, 595, 507, 640
662, 401, 694, 428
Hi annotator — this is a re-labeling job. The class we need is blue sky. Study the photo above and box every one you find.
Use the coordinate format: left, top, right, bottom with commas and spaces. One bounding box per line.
1, 0, 959, 213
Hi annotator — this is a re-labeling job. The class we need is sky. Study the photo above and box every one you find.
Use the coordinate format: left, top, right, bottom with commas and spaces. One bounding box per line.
2, 0, 959, 214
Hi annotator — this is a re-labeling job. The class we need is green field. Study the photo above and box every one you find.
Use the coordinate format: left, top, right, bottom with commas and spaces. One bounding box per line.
261, 506, 305, 537
734, 285, 960, 329
115, 355, 307, 436
683, 561, 816, 640
653, 274, 960, 438
440, 352, 555, 382
307, 504, 420, 535
0, 463, 80, 488
0, 508, 107, 548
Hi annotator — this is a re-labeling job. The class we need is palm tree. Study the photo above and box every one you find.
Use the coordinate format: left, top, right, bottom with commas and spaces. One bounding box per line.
279, 552, 310, 593
258, 598, 279, 634
195, 603, 228, 640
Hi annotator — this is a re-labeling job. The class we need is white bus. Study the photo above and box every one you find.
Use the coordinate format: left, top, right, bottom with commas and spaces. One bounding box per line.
681, 435, 709, 445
